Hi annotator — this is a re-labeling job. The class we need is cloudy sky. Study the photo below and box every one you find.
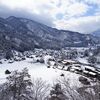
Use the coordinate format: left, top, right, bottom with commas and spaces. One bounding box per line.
0, 0, 100, 33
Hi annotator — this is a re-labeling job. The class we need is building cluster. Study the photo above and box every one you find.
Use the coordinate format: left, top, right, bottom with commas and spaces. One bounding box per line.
0, 47, 100, 81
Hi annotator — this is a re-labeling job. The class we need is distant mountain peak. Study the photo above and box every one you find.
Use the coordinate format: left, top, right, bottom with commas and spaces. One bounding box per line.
7, 16, 17, 19
92, 29, 100, 37
6, 16, 20, 22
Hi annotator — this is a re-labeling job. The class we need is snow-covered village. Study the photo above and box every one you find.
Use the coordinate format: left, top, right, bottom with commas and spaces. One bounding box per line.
0, 46, 100, 100
0, 0, 100, 100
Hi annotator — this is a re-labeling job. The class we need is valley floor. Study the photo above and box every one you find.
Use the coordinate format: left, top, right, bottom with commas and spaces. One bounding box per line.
0, 58, 81, 87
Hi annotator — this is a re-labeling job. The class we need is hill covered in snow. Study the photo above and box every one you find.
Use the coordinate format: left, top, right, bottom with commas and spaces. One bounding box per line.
0, 16, 100, 54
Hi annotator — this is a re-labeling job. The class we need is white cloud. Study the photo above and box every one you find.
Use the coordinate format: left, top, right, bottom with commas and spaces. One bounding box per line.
0, 0, 100, 33
48, 0, 89, 19
54, 15, 100, 33
67, 3, 89, 17
84, 0, 100, 5
0, 0, 89, 18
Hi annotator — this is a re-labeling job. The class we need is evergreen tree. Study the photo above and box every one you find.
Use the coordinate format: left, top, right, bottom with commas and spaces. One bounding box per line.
0, 68, 34, 100
49, 83, 68, 100
88, 56, 97, 64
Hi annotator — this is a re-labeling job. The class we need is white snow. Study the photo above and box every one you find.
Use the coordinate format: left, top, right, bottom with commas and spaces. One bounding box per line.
0, 58, 81, 87
77, 57, 89, 64
88, 72, 96, 76
85, 66, 96, 71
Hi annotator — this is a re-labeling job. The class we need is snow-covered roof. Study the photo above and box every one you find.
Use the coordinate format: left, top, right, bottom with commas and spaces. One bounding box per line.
62, 60, 76, 63
83, 70, 89, 73
88, 72, 96, 76
85, 66, 96, 71
72, 66, 82, 70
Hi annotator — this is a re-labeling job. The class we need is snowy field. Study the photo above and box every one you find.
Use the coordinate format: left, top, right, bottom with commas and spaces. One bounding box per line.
0, 58, 81, 86
77, 57, 89, 64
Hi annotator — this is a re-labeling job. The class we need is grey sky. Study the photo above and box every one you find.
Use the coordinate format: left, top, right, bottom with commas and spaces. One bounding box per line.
0, 0, 100, 33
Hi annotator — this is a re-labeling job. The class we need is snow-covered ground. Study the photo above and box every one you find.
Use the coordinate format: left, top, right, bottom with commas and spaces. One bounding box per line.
77, 57, 89, 64
0, 58, 81, 87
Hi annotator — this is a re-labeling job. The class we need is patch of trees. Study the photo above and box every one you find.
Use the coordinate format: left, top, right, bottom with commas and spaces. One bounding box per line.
49, 83, 68, 100
0, 68, 34, 100
0, 68, 100, 100
5, 50, 13, 59
0, 68, 50, 100
88, 56, 97, 64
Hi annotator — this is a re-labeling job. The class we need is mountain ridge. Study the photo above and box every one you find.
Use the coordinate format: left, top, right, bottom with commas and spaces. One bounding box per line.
91, 29, 100, 37
0, 16, 100, 52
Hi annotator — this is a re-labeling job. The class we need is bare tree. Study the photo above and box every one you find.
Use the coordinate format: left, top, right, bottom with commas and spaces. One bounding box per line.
32, 78, 50, 100
77, 80, 100, 100
56, 77, 84, 100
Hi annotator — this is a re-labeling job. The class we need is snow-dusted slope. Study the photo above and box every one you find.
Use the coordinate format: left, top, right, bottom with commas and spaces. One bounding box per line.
0, 16, 100, 53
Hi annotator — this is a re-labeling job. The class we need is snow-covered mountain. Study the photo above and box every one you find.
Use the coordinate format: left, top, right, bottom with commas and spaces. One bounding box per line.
0, 16, 100, 52
92, 29, 100, 37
